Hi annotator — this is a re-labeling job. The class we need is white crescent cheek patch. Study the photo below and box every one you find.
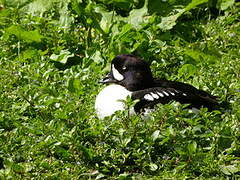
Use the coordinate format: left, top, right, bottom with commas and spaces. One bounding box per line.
112, 65, 124, 81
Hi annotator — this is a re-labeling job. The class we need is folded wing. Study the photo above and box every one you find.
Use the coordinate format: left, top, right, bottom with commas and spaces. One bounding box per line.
131, 86, 219, 112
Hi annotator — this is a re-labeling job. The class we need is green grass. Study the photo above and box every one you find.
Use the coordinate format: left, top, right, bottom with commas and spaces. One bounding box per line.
0, 0, 240, 179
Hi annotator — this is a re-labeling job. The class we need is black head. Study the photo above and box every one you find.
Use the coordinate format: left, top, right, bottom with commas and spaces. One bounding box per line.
101, 54, 154, 91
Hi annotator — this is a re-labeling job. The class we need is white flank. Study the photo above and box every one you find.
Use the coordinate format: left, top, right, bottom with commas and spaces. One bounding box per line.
95, 84, 132, 119
112, 65, 124, 81
144, 94, 154, 101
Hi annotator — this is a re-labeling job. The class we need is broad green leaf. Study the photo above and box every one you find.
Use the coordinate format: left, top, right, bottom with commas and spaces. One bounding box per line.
4, 25, 43, 42
158, 0, 208, 31
59, 3, 74, 29
73, 78, 81, 91
26, 0, 73, 29
187, 141, 197, 155
71, 0, 84, 15
67, 78, 75, 93
184, 48, 218, 64
117, 24, 133, 41
95, 6, 114, 33
157, 11, 183, 31
152, 130, 160, 141
91, 50, 104, 63
185, 0, 208, 11
27, 0, 53, 15
50, 50, 74, 64
16, 49, 40, 62
218, 0, 235, 10
220, 164, 239, 175
178, 64, 198, 78
27, 0, 71, 16
126, 0, 148, 29
167, 125, 175, 136
67, 78, 82, 93
0, 9, 11, 26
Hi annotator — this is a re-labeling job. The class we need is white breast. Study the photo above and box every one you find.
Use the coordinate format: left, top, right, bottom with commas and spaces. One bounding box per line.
95, 84, 132, 119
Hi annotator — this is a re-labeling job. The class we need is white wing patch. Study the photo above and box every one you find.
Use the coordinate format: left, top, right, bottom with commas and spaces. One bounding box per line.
151, 92, 159, 99
144, 94, 154, 101
112, 65, 124, 81
157, 92, 164, 97
162, 91, 169, 96
142, 88, 188, 102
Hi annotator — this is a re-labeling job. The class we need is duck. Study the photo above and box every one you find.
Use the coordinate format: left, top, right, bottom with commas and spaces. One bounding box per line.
95, 54, 219, 119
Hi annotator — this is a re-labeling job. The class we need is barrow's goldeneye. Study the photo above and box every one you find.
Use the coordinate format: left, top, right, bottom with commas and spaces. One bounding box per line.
95, 54, 219, 119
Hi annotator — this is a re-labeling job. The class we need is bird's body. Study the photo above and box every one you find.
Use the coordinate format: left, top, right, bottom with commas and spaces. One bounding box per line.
95, 54, 219, 119
95, 84, 132, 119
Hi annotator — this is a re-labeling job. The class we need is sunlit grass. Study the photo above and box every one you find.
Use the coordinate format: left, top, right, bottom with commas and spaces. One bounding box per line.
0, 0, 239, 179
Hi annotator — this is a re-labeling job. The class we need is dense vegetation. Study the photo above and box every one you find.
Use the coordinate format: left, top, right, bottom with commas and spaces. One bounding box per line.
0, 0, 239, 179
